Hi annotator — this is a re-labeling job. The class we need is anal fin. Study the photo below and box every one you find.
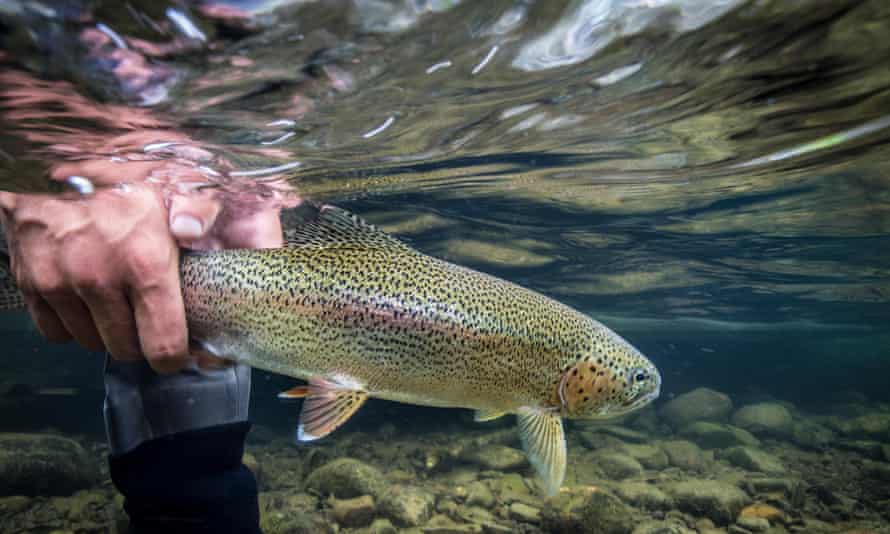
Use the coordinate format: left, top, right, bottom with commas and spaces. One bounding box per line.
474, 408, 508, 422
517, 408, 566, 497
296, 376, 368, 442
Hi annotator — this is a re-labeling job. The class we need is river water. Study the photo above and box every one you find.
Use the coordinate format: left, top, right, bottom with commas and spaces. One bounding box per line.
0, 1, 888, 533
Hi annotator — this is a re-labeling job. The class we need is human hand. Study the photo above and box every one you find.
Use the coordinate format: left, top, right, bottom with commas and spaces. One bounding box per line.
0, 162, 288, 373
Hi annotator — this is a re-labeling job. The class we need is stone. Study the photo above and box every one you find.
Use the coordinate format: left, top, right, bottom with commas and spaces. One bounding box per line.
489, 473, 534, 503
508, 502, 541, 523
423, 514, 484, 533
739, 503, 785, 523
836, 439, 886, 459
596, 452, 644, 479
732, 403, 794, 436
461, 445, 527, 471
0, 433, 100, 496
666, 479, 751, 524
883, 444, 890, 462
660, 440, 706, 471
862, 460, 890, 482
843, 413, 890, 439
305, 458, 388, 499
541, 488, 635, 534
600, 425, 651, 443
620, 444, 669, 469
331, 494, 375, 527
679, 422, 760, 449
631, 519, 696, 534
788, 420, 834, 450
719, 447, 786, 475
378, 484, 435, 527
736, 516, 770, 532
259, 491, 331, 534
369, 518, 397, 534
613, 481, 673, 510
465, 481, 495, 508
660, 388, 733, 428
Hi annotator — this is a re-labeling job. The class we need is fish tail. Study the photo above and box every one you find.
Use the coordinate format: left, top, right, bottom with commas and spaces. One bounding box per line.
0, 226, 25, 311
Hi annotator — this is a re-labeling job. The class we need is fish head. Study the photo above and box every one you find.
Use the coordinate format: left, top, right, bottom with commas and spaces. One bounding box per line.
556, 328, 661, 420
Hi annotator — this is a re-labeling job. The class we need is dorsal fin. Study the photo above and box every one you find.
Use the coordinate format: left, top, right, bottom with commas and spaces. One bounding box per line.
282, 204, 415, 254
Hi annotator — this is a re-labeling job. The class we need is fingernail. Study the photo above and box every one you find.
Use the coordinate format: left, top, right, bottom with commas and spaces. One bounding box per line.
171, 214, 203, 239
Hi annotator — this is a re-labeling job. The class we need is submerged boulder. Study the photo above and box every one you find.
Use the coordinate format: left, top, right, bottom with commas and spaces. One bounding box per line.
660, 388, 733, 428
541, 487, 635, 534
461, 445, 527, 471
378, 484, 435, 527
0, 433, 100, 496
679, 422, 760, 449
731, 403, 794, 436
305, 458, 388, 499
660, 440, 707, 471
718, 447, 786, 475
665, 479, 750, 525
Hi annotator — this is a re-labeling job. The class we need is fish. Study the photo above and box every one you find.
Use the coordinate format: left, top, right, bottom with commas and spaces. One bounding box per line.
0, 203, 661, 495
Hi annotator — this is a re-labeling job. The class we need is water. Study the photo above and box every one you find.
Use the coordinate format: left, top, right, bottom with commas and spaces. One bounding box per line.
1, 0, 889, 532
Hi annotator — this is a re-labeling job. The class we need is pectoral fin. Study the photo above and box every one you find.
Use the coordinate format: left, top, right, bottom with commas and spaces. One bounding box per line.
295, 376, 368, 442
517, 408, 566, 497
474, 409, 508, 422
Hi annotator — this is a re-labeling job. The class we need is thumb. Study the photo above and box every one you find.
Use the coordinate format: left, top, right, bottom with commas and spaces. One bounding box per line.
168, 193, 221, 244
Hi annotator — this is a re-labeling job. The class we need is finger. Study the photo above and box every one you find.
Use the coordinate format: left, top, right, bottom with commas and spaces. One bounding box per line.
129, 260, 190, 374
80, 289, 142, 361
23, 293, 72, 343
168, 193, 221, 243
42, 293, 106, 352
219, 208, 283, 249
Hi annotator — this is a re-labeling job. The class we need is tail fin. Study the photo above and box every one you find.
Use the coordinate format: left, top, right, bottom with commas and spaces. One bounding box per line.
0, 227, 25, 310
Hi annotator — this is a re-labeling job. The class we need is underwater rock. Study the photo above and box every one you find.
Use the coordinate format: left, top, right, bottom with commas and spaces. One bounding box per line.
882, 444, 890, 462
739, 503, 785, 523
788, 420, 834, 450
612, 481, 673, 510
422, 514, 485, 533
736, 515, 770, 532
305, 458, 388, 499
368, 517, 397, 534
660, 440, 707, 471
541, 487, 635, 534
464, 481, 495, 508
461, 445, 527, 471
660, 388, 733, 428
331, 494, 375, 527
718, 447, 786, 475
0, 433, 100, 496
596, 451, 644, 479
835, 439, 886, 459
666, 479, 751, 525
619, 443, 670, 469
630, 519, 696, 534
679, 422, 760, 449
489, 473, 535, 504
508, 502, 541, 523
259, 491, 329, 534
599, 425, 652, 443
862, 460, 890, 482
843, 413, 890, 439
378, 484, 435, 527
732, 403, 794, 436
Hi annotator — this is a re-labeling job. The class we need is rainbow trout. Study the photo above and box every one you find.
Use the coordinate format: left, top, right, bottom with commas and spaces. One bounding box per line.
1, 204, 661, 495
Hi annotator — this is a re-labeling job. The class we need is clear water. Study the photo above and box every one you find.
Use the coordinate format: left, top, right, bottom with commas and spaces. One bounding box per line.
1, 1, 889, 533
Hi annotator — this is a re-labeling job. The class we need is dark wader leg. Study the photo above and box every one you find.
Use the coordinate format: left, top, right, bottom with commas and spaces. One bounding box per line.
104, 357, 262, 534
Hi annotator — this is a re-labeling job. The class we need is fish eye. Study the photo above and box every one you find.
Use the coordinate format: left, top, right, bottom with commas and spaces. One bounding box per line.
630, 368, 648, 383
